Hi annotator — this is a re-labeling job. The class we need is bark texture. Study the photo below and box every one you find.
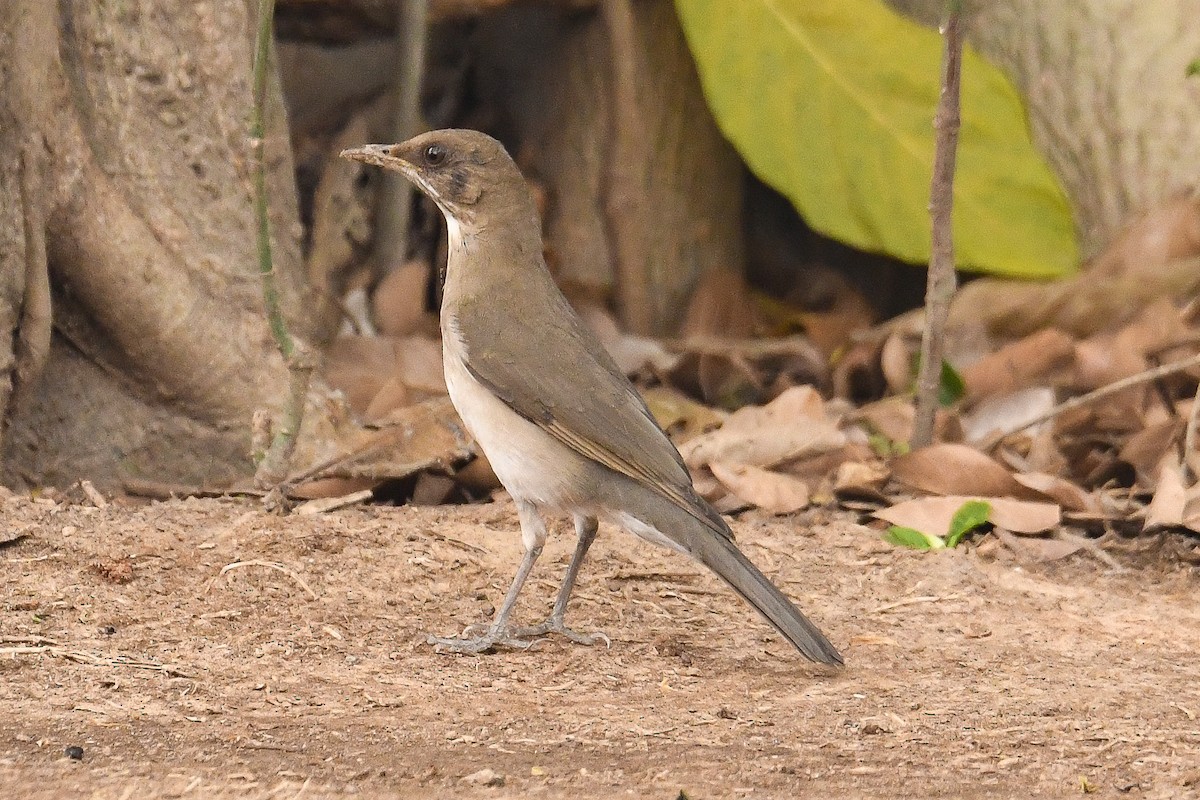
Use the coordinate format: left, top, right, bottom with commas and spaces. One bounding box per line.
0, 1, 308, 487
889, 0, 1200, 257
473, 0, 746, 336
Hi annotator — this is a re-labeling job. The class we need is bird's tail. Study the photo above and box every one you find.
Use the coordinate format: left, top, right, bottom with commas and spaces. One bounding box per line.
692, 530, 843, 665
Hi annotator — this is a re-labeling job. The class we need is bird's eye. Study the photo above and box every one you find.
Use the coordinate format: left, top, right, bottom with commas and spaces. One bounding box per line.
423, 144, 446, 166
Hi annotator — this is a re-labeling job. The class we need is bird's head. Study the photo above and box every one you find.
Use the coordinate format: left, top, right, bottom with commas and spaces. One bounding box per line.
340, 129, 534, 234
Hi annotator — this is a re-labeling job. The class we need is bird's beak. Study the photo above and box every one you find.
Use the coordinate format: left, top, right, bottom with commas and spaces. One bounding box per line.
339, 144, 416, 179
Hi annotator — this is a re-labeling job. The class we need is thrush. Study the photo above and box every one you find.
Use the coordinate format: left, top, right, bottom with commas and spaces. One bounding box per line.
341, 130, 842, 665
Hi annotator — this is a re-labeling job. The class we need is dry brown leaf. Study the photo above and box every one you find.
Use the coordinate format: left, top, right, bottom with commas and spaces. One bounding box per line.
854, 396, 914, 446
290, 395, 473, 484
666, 336, 827, 409
992, 527, 1086, 562
578, 304, 679, 375
879, 331, 912, 396
323, 335, 399, 414
709, 462, 809, 515
1073, 298, 1191, 394
372, 259, 435, 337
1119, 419, 1183, 487
876, 495, 1061, 535
679, 386, 845, 469
1025, 425, 1068, 475
962, 387, 1056, 443
362, 376, 409, 421
831, 334, 887, 402
394, 335, 447, 395
1144, 455, 1188, 532
1010, 472, 1099, 514
292, 476, 377, 500
641, 385, 727, 442
960, 329, 1074, 404
833, 460, 891, 504
891, 443, 1037, 499
1088, 195, 1200, 282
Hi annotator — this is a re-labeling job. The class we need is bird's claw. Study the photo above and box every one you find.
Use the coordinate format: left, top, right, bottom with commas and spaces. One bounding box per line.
510, 617, 611, 648
427, 617, 610, 653
427, 627, 545, 654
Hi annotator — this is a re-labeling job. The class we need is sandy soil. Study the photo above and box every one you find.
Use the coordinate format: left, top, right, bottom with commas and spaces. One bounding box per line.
1, 493, 1198, 799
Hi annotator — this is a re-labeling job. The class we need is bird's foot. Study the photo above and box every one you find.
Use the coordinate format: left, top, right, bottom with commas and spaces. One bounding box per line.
510, 616, 611, 648
427, 624, 542, 654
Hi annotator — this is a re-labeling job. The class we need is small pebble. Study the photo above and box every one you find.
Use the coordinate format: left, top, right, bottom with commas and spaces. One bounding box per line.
64, 745, 84, 760
462, 768, 504, 787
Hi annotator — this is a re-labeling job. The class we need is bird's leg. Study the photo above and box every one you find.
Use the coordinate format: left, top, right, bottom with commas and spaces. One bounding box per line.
511, 514, 610, 647
429, 500, 548, 653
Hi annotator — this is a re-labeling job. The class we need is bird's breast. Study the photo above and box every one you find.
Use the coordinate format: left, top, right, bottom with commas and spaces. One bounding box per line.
441, 314, 594, 512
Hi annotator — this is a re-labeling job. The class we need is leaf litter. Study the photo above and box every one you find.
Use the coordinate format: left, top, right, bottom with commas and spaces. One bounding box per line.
272, 194, 1200, 576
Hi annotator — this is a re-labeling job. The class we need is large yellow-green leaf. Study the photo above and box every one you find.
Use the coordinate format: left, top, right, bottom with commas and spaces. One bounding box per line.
675, 0, 1078, 278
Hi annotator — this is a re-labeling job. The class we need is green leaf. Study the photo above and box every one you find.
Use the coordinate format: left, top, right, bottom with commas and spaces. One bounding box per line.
1189, 59, 1200, 78
939, 360, 966, 407
945, 499, 991, 547
884, 526, 945, 550
675, 0, 1078, 279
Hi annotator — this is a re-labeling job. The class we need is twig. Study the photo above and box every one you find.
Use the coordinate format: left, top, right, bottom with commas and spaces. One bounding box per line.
996, 350, 1200, 438
871, 594, 959, 613
372, 0, 429, 282
0, 640, 195, 677
250, 0, 314, 488
216, 559, 318, 600
912, 2, 964, 448
293, 489, 375, 515
251, 0, 287, 360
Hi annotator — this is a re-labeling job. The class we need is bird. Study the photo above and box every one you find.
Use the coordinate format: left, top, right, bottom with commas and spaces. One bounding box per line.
341, 129, 842, 665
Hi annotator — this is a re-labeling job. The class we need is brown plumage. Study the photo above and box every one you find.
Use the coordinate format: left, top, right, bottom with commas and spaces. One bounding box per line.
342, 130, 841, 665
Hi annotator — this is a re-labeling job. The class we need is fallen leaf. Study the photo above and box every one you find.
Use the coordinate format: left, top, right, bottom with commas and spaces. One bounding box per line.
879, 331, 913, 395
709, 462, 809, 514
876, 495, 1060, 535
1120, 419, 1183, 488
962, 387, 1056, 443
290, 395, 473, 484
853, 396, 914, 449
641, 386, 727, 442
993, 527, 1085, 562
1089, 196, 1200, 282
891, 443, 1038, 499
679, 386, 845, 469
1144, 455, 1188, 532
1011, 472, 1099, 514
833, 460, 891, 504
960, 329, 1074, 404
372, 259, 436, 337
579, 304, 680, 375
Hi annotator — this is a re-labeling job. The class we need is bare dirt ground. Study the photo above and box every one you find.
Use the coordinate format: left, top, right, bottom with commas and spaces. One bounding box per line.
1, 494, 1199, 799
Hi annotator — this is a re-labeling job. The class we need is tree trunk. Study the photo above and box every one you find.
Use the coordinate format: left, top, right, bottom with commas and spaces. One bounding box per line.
0, 0, 309, 488
474, 0, 746, 335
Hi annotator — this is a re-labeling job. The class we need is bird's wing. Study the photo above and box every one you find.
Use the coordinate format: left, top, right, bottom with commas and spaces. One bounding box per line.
456, 290, 731, 540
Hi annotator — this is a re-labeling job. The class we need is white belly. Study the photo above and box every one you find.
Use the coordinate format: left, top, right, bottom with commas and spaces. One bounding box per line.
442, 315, 586, 511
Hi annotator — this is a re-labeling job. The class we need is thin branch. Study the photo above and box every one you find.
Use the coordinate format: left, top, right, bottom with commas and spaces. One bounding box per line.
251, 0, 289, 360
997, 350, 1200, 438
911, 2, 964, 448
216, 559, 319, 600
251, 0, 314, 488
